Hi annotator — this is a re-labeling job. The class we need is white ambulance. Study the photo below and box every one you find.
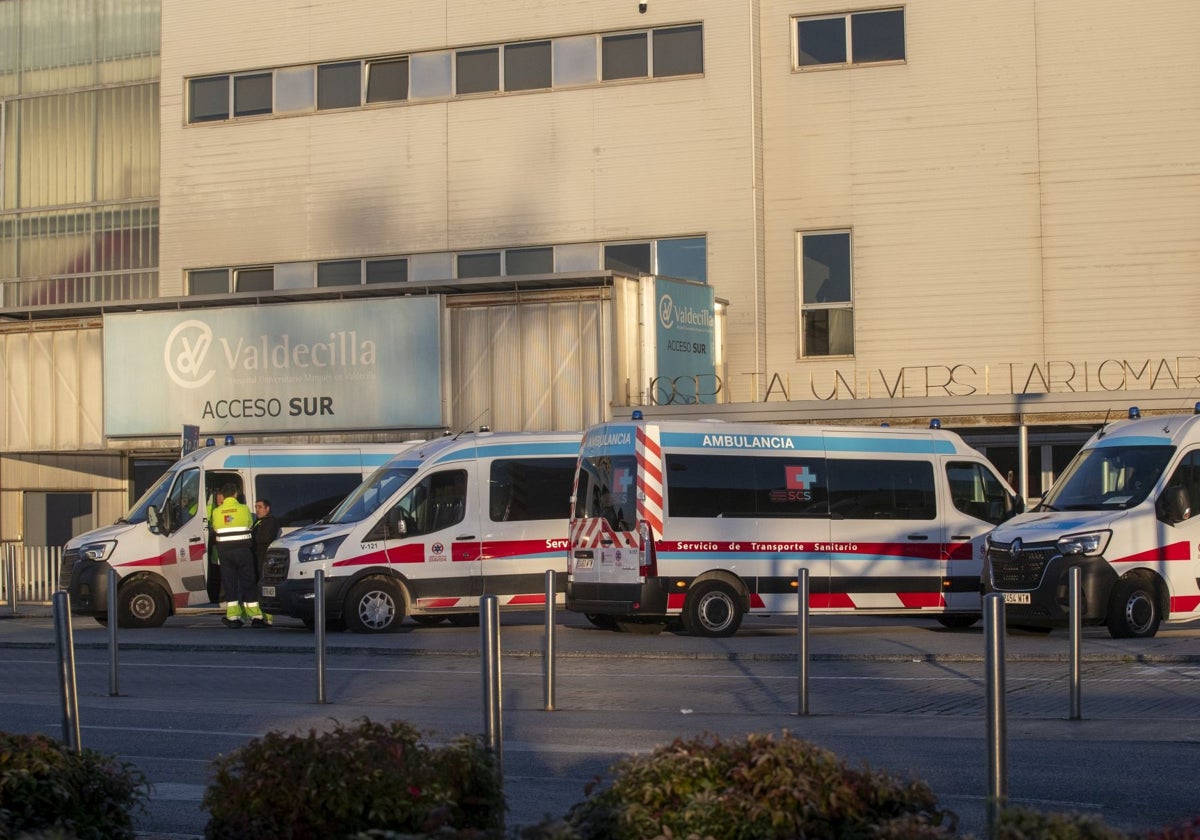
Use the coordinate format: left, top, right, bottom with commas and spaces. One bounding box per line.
259, 430, 581, 632
61, 442, 408, 628
567, 413, 1019, 636
985, 406, 1200, 638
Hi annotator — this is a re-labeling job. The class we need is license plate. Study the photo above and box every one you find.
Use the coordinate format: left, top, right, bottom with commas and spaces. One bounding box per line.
574, 557, 593, 570
261, 585, 275, 597
1002, 592, 1031, 605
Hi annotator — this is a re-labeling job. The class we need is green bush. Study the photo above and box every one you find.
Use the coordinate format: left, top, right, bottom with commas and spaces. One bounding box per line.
203, 718, 504, 840
0, 731, 149, 840
994, 806, 1131, 839
564, 731, 958, 840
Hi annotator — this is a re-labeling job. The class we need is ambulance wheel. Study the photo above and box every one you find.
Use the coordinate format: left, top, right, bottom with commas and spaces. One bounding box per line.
585, 613, 618, 631
1107, 575, 1161, 639
411, 615, 445, 626
344, 578, 405, 633
685, 581, 743, 638
936, 613, 980, 629
117, 578, 170, 629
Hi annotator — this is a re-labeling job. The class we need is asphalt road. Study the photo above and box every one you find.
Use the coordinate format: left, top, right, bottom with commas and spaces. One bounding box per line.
2, 608, 1199, 838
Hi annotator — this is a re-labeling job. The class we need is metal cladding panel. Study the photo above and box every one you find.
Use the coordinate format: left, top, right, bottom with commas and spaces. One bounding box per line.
1, 327, 105, 452
452, 308, 493, 433
78, 330, 104, 446
2, 334, 30, 450
550, 302, 586, 431
487, 306, 523, 432
52, 331, 80, 450
520, 306, 553, 430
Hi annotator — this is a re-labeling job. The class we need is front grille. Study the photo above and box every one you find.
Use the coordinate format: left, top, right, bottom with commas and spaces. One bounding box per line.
262, 547, 290, 584
988, 540, 1056, 589
58, 549, 80, 590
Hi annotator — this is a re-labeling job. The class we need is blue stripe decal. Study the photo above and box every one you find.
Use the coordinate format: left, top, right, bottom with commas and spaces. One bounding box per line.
433, 441, 581, 464
659, 432, 954, 455
1091, 436, 1173, 448
219, 454, 383, 469
824, 437, 956, 455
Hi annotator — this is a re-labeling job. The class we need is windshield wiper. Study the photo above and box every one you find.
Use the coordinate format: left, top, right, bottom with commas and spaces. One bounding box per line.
1036, 503, 1058, 512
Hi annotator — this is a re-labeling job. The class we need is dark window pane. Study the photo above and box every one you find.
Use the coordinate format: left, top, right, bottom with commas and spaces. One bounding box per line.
802, 232, 851, 303
255, 472, 364, 529
852, 9, 905, 63
504, 41, 552, 91
317, 61, 362, 110
656, 237, 706, 282
602, 32, 648, 80
366, 258, 408, 284
188, 268, 229, 295
802, 309, 854, 356
653, 25, 703, 77
505, 247, 553, 275
458, 252, 502, 278
456, 47, 499, 94
829, 459, 935, 520
235, 267, 274, 292
317, 260, 361, 286
189, 76, 229, 122
666, 454, 829, 518
233, 73, 272, 116
489, 458, 575, 521
366, 58, 409, 103
605, 242, 652, 275
576, 455, 639, 529
797, 17, 846, 66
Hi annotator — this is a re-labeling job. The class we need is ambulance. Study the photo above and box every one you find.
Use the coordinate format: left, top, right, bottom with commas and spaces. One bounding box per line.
61, 441, 410, 628
259, 430, 581, 632
567, 413, 1020, 636
985, 406, 1200, 638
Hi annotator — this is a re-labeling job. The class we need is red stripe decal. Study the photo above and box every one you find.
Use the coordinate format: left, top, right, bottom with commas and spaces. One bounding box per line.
1169, 595, 1200, 613
421, 598, 460, 608
125, 548, 177, 568
897, 592, 945, 608
811, 593, 856, 608
749, 593, 766, 609
507, 594, 545, 605
667, 592, 686, 609
173, 592, 190, 608
1114, 541, 1191, 564
335, 547, 400, 567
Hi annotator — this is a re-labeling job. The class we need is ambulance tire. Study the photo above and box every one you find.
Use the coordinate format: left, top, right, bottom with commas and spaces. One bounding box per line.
1106, 575, 1161, 639
344, 577, 406, 634
117, 578, 170, 629
685, 581, 743, 638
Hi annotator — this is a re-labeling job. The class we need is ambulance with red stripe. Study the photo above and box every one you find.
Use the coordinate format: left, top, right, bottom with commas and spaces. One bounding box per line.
260, 430, 580, 632
985, 406, 1200, 638
567, 413, 1019, 636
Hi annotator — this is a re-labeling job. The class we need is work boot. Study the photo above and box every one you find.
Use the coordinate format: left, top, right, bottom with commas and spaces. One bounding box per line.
250, 617, 267, 629
222, 616, 243, 629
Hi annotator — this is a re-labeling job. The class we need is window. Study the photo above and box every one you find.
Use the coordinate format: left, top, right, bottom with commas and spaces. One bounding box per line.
1161, 452, 1200, 525
457, 47, 499, 94
233, 73, 272, 116
317, 61, 362, 110
235, 267, 274, 292
656, 237, 707, 282
575, 454, 639, 530
366, 258, 407, 284
165, 468, 201, 531
605, 242, 652, 275
553, 36, 597, 86
504, 41, 552, 91
489, 458, 576, 522
828, 459, 935, 520
947, 462, 1011, 525
367, 58, 409, 103
188, 269, 230, 295
505, 247, 554, 275
317, 260, 361, 286
389, 470, 468, 536
666, 454, 830, 518
189, 76, 229, 122
795, 9, 905, 68
255, 472, 366, 529
602, 32, 648, 80
652, 25, 703, 77
458, 252, 501, 278
799, 231, 853, 356
411, 51, 453, 98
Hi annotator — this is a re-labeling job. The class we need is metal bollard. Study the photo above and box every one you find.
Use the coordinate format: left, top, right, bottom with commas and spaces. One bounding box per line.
797, 568, 810, 716
5, 548, 18, 616
52, 591, 82, 753
481, 594, 503, 782
1069, 566, 1082, 720
984, 593, 1008, 837
107, 567, 120, 697
543, 569, 556, 712
314, 569, 327, 704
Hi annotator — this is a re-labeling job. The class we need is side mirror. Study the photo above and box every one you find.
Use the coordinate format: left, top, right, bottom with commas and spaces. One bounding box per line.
147, 505, 162, 534
1160, 485, 1191, 525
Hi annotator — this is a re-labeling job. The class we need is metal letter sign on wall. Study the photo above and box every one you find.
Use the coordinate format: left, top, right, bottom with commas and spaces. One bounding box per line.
654, 277, 716, 405
103, 297, 443, 435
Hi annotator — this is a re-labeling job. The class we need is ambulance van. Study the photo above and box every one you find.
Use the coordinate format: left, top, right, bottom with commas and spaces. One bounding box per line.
567, 413, 1019, 636
259, 430, 581, 633
985, 406, 1200, 638
61, 442, 407, 628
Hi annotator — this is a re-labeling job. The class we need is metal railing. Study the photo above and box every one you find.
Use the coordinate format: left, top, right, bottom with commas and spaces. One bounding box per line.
1, 544, 63, 607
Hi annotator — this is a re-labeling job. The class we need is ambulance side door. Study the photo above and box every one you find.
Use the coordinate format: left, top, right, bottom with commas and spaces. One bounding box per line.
943, 460, 1011, 612
383, 467, 480, 601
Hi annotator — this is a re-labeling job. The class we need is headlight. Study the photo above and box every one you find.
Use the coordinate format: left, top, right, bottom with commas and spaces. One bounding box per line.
81, 541, 116, 562
1057, 530, 1111, 557
297, 536, 347, 563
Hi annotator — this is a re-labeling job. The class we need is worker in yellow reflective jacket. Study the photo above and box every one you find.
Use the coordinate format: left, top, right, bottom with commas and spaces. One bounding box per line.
212, 482, 265, 629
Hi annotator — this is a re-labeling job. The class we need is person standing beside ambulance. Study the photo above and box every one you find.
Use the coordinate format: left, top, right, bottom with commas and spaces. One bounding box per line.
212, 482, 266, 629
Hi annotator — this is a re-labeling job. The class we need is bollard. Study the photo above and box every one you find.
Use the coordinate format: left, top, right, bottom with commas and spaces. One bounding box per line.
5, 548, 18, 616
52, 591, 82, 753
481, 594, 503, 783
314, 569, 327, 704
543, 569, 556, 712
984, 593, 1007, 837
797, 568, 810, 716
1069, 566, 1082, 721
107, 567, 120, 697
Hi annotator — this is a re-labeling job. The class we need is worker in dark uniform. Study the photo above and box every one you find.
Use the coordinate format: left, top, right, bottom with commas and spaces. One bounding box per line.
252, 498, 281, 626
212, 482, 264, 629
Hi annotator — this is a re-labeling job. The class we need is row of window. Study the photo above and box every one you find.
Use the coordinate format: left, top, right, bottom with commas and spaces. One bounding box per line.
186, 236, 708, 295
795, 9, 905, 68
188, 24, 703, 123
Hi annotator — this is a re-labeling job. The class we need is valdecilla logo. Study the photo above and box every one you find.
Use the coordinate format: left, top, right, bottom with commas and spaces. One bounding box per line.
658, 294, 677, 329
165, 320, 215, 389
658, 293, 714, 332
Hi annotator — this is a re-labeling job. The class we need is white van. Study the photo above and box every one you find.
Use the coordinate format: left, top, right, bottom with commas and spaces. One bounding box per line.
61, 442, 408, 628
567, 414, 1019, 636
986, 406, 1200, 638
259, 431, 581, 633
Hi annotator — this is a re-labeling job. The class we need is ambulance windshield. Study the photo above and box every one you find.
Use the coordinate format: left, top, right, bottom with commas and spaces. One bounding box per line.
1039, 445, 1174, 512
325, 464, 417, 524
121, 468, 176, 524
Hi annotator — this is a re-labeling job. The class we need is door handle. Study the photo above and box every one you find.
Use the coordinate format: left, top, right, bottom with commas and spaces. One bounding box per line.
907, 534, 929, 541
950, 534, 971, 541
456, 535, 476, 541
189, 537, 203, 543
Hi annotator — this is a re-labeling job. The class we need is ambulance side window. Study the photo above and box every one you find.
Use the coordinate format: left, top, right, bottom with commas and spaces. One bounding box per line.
828, 459, 936, 520
389, 470, 467, 537
946, 461, 1009, 525
1159, 452, 1200, 525
166, 468, 201, 532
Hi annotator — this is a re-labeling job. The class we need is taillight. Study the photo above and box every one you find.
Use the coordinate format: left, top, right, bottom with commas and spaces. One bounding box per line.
638, 520, 656, 578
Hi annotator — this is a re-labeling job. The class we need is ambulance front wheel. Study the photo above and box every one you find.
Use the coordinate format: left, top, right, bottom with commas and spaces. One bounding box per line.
686, 581, 743, 638
1106, 574, 1162, 639
344, 577, 407, 633
117, 577, 170, 629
